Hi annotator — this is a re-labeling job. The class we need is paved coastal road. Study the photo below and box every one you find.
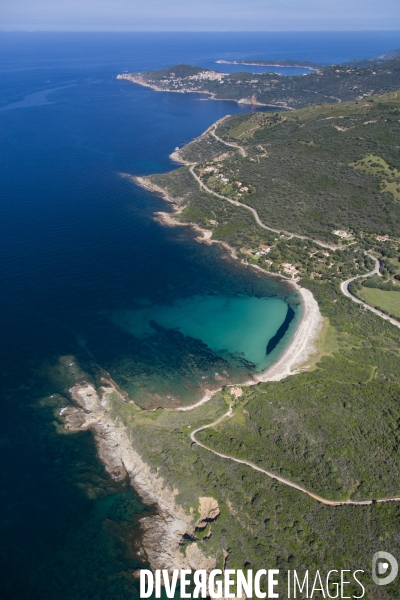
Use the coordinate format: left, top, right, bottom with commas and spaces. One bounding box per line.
210, 126, 247, 157
187, 127, 400, 506
189, 165, 336, 251
340, 253, 400, 329
193, 130, 400, 327
191, 408, 400, 507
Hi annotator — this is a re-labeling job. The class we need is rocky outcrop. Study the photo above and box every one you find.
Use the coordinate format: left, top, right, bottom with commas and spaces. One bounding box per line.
185, 543, 217, 571
197, 497, 220, 529
63, 380, 218, 573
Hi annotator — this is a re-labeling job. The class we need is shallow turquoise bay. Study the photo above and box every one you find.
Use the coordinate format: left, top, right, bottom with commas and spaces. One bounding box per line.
112, 294, 289, 372
3, 29, 396, 600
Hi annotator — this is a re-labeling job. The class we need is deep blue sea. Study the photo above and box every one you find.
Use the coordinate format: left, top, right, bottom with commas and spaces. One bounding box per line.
1, 31, 400, 599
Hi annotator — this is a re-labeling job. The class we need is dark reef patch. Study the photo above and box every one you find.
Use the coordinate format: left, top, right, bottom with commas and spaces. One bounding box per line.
266, 305, 296, 355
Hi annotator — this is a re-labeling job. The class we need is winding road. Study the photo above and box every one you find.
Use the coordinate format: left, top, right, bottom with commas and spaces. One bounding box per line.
183, 125, 400, 505
188, 130, 400, 506
340, 253, 400, 329
189, 165, 336, 251
190, 124, 337, 250
191, 407, 400, 507
195, 127, 400, 326
210, 126, 247, 157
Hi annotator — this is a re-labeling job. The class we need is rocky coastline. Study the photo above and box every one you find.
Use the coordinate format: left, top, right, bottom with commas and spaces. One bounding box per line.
62, 378, 220, 573
60, 175, 323, 575
116, 73, 274, 107
60, 117, 324, 578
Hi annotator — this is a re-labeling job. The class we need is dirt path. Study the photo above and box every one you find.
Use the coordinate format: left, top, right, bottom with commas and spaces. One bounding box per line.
191, 408, 400, 507
190, 126, 337, 251
340, 253, 400, 329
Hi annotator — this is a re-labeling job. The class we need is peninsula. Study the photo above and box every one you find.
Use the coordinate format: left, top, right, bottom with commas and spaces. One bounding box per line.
55, 55, 400, 597
215, 58, 322, 70
117, 53, 400, 108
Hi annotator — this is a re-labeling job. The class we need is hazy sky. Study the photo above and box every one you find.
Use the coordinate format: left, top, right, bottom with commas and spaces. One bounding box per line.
1, 0, 399, 31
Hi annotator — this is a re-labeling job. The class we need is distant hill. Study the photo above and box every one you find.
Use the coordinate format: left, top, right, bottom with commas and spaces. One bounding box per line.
215, 49, 400, 71
344, 48, 400, 68
215, 58, 322, 70
141, 64, 208, 79
119, 55, 400, 110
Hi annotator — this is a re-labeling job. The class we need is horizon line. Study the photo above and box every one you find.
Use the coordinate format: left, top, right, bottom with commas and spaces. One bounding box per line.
1, 29, 400, 33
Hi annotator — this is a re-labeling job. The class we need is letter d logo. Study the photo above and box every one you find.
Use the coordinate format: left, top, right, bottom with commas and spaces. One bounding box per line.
372, 551, 398, 585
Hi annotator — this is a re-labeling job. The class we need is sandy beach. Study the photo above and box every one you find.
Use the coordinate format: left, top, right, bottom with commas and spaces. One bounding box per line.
170, 286, 323, 412
256, 286, 322, 382
61, 156, 325, 574
132, 175, 324, 402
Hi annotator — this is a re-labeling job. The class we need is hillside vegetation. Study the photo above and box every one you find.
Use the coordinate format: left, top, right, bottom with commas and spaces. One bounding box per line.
146, 91, 400, 284
119, 76, 400, 598
101, 277, 400, 599
123, 56, 400, 109
197, 278, 400, 502
208, 92, 400, 241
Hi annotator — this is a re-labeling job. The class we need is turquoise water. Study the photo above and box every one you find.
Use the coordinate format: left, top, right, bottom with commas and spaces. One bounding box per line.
2, 30, 400, 599
112, 295, 290, 371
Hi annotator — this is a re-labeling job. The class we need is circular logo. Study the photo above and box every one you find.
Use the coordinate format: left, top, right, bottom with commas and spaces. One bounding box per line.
372, 551, 398, 586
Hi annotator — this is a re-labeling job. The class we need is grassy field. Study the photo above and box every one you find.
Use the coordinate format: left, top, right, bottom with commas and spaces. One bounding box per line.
359, 286, 400, 318
95, 278, 400, 599
350, 154, 400, 200
120, 88, 400, 598
212, 92, 400, 241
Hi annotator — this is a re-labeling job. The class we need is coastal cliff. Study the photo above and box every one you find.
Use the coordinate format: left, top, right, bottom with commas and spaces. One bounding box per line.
63, 378, 219, 573
58, 77, 400, 591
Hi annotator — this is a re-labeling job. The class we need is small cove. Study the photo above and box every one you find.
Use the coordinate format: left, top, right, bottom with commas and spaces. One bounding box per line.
1, 30, 399, 598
